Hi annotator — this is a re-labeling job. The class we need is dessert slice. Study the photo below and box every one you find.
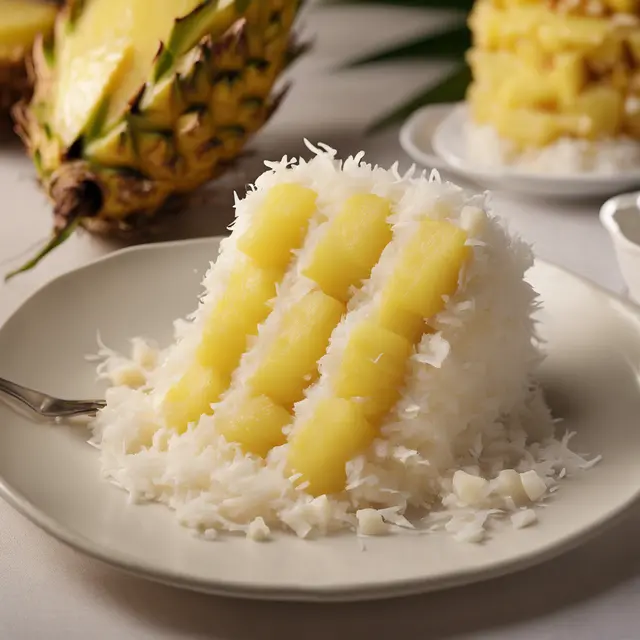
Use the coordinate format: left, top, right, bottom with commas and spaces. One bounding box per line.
94, 143, 572, 542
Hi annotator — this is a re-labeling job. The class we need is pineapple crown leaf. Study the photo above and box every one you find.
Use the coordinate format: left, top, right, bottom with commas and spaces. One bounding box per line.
4, 218, 81, 282
366, 63, 470, 134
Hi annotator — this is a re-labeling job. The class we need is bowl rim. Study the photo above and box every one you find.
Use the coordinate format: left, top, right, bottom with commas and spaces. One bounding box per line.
599, 191, 640, 255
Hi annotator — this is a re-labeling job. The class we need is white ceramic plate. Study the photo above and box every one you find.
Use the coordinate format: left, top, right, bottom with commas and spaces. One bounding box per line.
1, 238, 640, 602
400, 102, 640, 198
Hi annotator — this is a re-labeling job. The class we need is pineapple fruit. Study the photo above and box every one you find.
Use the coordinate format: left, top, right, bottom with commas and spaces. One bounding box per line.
9, 0, 305, 279
467, 0, 640, 148
0, 0, 57, 115
157, 176, 471, 497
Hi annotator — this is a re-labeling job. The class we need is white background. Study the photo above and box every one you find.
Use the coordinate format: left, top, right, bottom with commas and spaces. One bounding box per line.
0, 2, 638, 638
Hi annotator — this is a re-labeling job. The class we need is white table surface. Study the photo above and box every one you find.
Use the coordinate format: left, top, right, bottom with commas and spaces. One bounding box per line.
0, 3, 638, 639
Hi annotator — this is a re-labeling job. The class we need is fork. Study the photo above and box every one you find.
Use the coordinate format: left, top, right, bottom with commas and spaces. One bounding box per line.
0, 376, 106, 418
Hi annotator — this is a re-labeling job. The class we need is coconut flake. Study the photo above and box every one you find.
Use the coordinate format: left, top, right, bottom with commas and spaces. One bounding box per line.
520, 470, 547, 502
510, 509, 537, 529
453, 471, 490, 506
247, 517, 271, 541
356, 509, 389, 536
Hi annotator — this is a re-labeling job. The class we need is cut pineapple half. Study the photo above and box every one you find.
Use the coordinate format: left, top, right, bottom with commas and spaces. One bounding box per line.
11, 0, 304, 281
52, 0, 203, 144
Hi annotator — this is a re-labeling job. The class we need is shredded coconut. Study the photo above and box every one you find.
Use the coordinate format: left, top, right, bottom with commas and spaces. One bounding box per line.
88, 142, 599, 543
465, 120, 640, 176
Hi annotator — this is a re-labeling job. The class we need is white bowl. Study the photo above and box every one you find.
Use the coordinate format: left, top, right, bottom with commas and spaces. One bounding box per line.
600, 192, 640, 305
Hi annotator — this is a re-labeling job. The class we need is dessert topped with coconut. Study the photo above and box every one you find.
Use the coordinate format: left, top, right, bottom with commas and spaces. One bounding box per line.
466, 0, 640, 173
92, 143, 597, 543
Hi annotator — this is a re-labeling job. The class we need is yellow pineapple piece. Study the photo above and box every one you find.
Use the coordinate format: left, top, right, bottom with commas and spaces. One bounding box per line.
626, 32, 640, 65
605, 0, 638, 12
333, 322, 412, 420
287, 398, 376, 496
470, 3, 543, 51
624, 107, 640, 137
215, 395, 291, 457
381, 218, 469, 320
237, 184, 318, 270
490, 52, 584, 111
553, 53, 586, 108
377, 304, 425, 343
467, 50, 518, 89
162, 364, 228, 431
537, 16, 611, 53
302, 193, 393, 301
250, 290, 346, 407
196, 258, 279, 375
571, 85, 623, 137
492, 107, 584, 147
498, 73, 559, 110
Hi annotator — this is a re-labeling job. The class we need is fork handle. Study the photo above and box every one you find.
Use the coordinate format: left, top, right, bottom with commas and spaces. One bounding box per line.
0, 376, 104, 417
0, 377, 44, 413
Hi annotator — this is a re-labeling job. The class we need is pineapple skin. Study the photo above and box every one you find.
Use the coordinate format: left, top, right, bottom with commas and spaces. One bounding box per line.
0, 58, 30, 116
13, 0, 305, 235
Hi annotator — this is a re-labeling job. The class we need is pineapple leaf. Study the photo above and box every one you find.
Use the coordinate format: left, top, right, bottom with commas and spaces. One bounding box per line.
341, 23, 470, 68
5, 219, 81, 282
328, 0, 474, 131
366, 63, 470, 134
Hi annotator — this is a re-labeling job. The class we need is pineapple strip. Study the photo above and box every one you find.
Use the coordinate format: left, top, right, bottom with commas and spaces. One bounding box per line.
237, 183, 319, 269
248, 290, 346, 407
214, 395, 292, 457
288, 217, 470, 496
288, 398, 376, 497
161, 183, 318, 432
302, 193, 393, 302
213, 193, 395, 456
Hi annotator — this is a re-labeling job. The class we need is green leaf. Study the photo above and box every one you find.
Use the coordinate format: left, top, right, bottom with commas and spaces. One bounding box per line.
366, 63, 470, 134
5, 219, 81, 282
342, 23, 470, 68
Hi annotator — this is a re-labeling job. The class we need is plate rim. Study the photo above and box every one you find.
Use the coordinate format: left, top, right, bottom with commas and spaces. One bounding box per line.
432, 103, 640, 184
401, 101, 640, 189
1, 238, 640, 602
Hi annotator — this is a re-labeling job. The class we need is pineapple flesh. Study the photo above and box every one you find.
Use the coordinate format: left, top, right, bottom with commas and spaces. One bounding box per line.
467, 0, 640, 148
179, 191, 395, 458
0, 0, 57, 114
288, 219, 469, 495
10, 0, 304, 278
161, 183, 317, 432
160, 182, 470, 496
